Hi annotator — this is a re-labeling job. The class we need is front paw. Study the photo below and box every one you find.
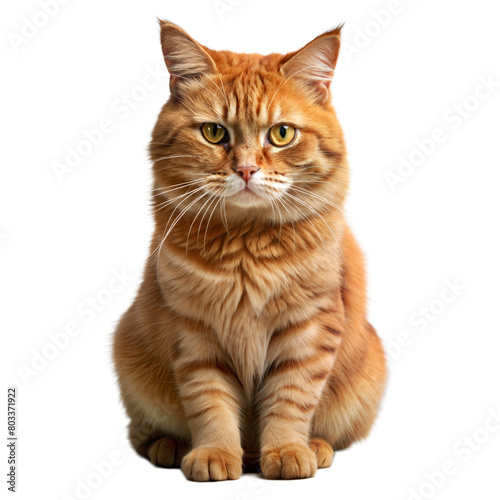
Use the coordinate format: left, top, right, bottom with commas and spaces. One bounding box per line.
261, 443, 317, 479
181, 446, 242, 481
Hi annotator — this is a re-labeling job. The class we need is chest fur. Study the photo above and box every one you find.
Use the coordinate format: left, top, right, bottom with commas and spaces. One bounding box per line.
159, 237, 340, 390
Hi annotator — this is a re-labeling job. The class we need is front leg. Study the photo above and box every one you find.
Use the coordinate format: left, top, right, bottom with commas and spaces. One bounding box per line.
174, 332, 244, 481
259, 318, 342, 479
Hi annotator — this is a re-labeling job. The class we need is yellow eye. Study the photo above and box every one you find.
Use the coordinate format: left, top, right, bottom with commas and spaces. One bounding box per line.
268, 124, 296, 147
201, 123, 228, 144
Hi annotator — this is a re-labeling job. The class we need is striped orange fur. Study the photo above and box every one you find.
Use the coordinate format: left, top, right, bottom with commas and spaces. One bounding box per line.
113, 20, 387, 481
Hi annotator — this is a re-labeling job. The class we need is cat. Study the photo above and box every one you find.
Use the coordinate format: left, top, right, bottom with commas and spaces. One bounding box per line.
113, 20, 387, 481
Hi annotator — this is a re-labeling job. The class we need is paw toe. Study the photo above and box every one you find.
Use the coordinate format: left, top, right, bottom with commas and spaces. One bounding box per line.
309, 438, 334, 468
181, 447, 242, 482
261, 444, 317, 479
142, 436, 188, 468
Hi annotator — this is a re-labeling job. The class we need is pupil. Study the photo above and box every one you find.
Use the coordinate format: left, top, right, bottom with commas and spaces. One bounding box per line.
280, 125, 286, 138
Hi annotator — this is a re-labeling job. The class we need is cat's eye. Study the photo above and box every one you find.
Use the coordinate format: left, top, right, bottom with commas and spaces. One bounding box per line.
268, 124, 296, 147
201, 123, 228, 144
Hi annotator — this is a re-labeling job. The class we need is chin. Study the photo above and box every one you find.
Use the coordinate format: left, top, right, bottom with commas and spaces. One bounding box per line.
226, 188, 269, 208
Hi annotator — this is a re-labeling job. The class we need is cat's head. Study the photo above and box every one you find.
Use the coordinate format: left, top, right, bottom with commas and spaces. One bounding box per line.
150, 21, 348, 224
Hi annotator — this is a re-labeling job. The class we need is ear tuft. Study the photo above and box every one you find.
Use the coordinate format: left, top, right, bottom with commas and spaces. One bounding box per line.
158, 20, 216, 93
281, 24, 343, 104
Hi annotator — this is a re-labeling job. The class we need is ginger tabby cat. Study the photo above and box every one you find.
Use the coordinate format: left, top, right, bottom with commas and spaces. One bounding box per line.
113, 20, 387, 481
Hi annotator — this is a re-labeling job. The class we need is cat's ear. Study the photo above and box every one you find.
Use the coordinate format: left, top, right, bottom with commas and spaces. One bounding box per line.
281, 25, 342, 104
158, 20, 217, 94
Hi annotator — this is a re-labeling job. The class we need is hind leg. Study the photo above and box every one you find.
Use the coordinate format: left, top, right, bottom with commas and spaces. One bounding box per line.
136, 435, 189, 468
311, 325, 387, 454
123, 387, 192, 468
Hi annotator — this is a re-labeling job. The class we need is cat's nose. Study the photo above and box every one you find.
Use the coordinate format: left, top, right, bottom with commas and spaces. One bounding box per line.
233, 165, 259, 183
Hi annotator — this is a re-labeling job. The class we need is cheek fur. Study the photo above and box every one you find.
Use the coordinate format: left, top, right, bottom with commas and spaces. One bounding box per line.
271, 132, 319, 169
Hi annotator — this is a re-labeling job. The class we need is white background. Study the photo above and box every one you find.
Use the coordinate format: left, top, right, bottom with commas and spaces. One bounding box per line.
2, 0, 500, 499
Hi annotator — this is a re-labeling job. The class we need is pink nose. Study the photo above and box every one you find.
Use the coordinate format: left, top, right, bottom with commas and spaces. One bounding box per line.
233, 165, 259, 183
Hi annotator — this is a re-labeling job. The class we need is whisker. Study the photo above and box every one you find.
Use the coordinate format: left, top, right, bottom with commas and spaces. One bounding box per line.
281, 192, 328, 253
149, 142, 175, 147
257, 187, 278, 224
196, 189, 222, 250
152, 154, 202, 163
153, 184, 207, 213
284, 192, 344, 260
259, 188, 283, 243
203, 189, 224, 254
154, 188, 213, 271
275, 194, 297, 252
221, 193, 232, 241
185, 189, 220, 256
152, 179, 205, 196
289, 185, 344, 213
